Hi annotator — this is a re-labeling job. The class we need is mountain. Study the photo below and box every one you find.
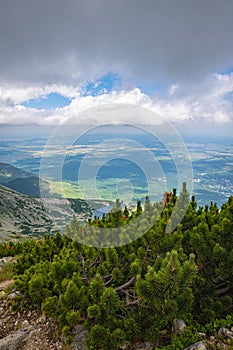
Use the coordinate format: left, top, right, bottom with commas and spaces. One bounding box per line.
0, 185, 53, 240
0, 185, 96, 241
0, 162, 49, 197
0, 163, 114, 240
0, 162, 31, 184
5, 176, 49, 197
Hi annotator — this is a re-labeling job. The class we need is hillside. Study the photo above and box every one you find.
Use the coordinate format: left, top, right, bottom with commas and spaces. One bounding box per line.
0, 185, 53, 240
0, 185, 102, 240
0, 162, 31, 184
6, 176, 50, 198
0, 162, 51, 197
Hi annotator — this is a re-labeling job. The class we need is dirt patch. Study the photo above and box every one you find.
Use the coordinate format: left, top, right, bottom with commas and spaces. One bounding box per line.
0, 280, 13, 291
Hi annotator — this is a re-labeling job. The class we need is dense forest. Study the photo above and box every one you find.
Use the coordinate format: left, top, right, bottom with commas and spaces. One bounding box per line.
1, 184, 233, 349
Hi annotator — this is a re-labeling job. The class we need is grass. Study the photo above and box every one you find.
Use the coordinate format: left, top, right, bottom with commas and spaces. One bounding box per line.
48, 180, 82, 199
47, 178, 166, 205
0, 261, 14, 283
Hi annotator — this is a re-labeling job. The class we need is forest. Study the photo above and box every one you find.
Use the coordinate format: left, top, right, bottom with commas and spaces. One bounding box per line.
0, 184, 233, 349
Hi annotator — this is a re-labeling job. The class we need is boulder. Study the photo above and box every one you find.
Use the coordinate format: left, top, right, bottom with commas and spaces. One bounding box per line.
183, 341, 207, 350
0, 327, 37, 350
172, 318, 187, 334
218, 327, 233, 340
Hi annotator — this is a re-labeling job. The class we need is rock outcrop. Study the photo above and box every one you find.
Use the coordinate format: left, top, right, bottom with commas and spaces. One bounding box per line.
0, 326, 37, 350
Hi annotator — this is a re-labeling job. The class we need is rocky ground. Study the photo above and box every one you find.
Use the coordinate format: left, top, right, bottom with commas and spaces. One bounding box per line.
0, 297, 65, 350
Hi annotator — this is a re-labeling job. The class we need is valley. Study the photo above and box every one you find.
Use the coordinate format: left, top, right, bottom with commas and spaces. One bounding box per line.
0, 130, 232, 208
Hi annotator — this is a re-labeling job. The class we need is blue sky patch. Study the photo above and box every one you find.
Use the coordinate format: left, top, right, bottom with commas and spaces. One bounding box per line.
22, 92, 72, 110
136, 83, 158, 96
83, 72, 122, 96
223, 90, 233, 101
218, 67, 233, 75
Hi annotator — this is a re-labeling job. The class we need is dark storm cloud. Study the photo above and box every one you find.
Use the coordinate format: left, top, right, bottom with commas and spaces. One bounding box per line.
0, 0, 233, 84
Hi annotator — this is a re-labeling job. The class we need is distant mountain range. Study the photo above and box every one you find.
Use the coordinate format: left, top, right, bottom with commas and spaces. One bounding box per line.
0, 162, 49, 197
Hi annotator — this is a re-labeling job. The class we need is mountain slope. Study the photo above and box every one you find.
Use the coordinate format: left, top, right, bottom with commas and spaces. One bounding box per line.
0, 185, 96, 241
0, 162, 50, 197
0, 185, 53, 240
5, 176, 50, 197
0, 162, 32, 184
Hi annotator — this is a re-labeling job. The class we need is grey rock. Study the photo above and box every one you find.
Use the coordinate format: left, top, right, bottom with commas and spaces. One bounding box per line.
7, 292, 19, 300
218, 327, 233, 339
120, 341, 131, 349
183, 341, 207, 350
198, 332, 206, 338
2, 257, 15, 264
0, 328, 31, 350
71, 325, 88, 350
172, 318, 187, 334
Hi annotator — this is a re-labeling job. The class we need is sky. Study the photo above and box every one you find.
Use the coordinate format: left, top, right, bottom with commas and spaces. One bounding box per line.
0, 0, 233, 128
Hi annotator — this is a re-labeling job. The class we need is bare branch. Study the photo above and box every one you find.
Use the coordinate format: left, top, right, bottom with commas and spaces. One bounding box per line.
127, 299, 139, 306
115, 276, 135, 292
104, 276, 113, 286
89, 255, 100, 268
79, 253, 89, 283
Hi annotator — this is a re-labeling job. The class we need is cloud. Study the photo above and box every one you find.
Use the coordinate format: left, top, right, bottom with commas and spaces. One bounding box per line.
1, 0, 233, 86
0, 87, 152, 125
1, 1, 233, 127
154, 73, 233, 123
0, 73, 233, 126
0, 84, 80, 105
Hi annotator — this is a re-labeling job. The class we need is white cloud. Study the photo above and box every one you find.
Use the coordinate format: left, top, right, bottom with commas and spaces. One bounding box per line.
0, 84, 80, 106
0, 73, 233, 126
168, 84, 179, 96
152, 73, 233, 123
0, 86, 152, 125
